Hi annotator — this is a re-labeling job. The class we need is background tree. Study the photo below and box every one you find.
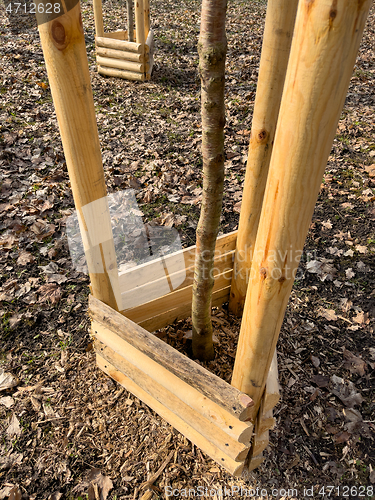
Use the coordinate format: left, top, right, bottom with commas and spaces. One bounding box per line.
192, 0, 227, 361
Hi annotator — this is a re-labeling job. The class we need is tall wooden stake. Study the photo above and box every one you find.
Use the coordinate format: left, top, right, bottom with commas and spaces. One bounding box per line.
135, 0, 145, 46
93, 0, 104, 37
229, 0, 298, 316
192, 0, 227, 361
37, 2, 121, 311
231, 0, 371, 410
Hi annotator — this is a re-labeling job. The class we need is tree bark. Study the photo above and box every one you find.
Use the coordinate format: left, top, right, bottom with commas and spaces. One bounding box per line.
192, 0, 227, 361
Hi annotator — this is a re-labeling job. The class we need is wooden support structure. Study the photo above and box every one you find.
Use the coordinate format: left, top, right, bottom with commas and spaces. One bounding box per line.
231, 0, 372, 412
37, 0, 370, 478
93, 0, 154, 81
229, 0, 299, 316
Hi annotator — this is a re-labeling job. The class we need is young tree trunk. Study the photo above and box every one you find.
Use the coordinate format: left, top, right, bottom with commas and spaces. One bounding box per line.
192, 0, 227, 361
127, 0, 134, 42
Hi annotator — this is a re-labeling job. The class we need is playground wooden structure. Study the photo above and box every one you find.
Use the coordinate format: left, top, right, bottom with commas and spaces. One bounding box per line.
36, 0, 371, 476
93, 0, 154, 81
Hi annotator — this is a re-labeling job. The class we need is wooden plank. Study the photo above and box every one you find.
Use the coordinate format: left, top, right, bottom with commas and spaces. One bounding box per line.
89, 295, 254, 422
248, 454, 264, 471
93, 0, 104, 37
118, 230, 236, 294
229, 0, 299, 316
263, 350, 280, 413
98, 66, 145, 81
96, 36, 142, 53
138, 285, 230, 332
97, 55, 145, 73
97, 355, 245, 476
121, 268, 232, 322
37, 3, 121, 311
231, 0, 372, 412
120, 251, 234, 311
95, 340, 252, 461
253, 428, 269, 457
96, 46, 144, 62
135, 0, 145, 45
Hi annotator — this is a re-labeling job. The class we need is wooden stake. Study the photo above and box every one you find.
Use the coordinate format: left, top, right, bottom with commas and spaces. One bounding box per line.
144, 0, 150, 38
127, 0, 134, 42
231, 0, 371, 409
93, 0, 104, 37
135, 0, 145, 45
229, 0, 299, 316
96, 36, 143, 53
37, 2, 121, 311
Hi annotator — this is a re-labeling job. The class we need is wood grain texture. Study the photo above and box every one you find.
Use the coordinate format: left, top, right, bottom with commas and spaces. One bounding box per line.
89, 296, 254, 422
229, 0, 299, 316
137, 285, 231, 332
135, 0, 145, 45
95, 339, 251, 461
93, 0, 104, 37
98, 66, 145, 81
96, 55, 145, 73
97, 355, 245, 476
263, 350, 280, 413
231, 0, 372, 410
37, 3, 120, 311
96, 35, 142, 52
96, 46, 144, 62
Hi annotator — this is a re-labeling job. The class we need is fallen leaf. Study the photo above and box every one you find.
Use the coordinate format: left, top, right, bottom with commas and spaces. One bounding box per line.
311, 355, 320, 368
342, 408, 362, 423
345, 268, 355, 279
48, 492, 62, 500
7, 414, 22, 437
312, 374, 330, 388
330, 375, 363, 407
38, 283, 62, 304
87, 469, 113, 500
343, 348, 367, 376
333, 431, 351, 444
17, 250, 35, 266
0, 485, 22, 500
0, 370, 19, 391
355, 244, 367, 254
0, 396, 15, 408
319, 308, 337, 321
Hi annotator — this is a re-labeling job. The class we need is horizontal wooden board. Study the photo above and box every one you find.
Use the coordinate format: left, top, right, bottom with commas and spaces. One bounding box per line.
97, 55, 145, 73
138, 285, 230, 332
96, 35, 143, 53
120, 250, 234, 311
95, 339, 251, 461
97, 354, 245, 476
89, 295, 254, 422
118, 230, 237, 295
98, 66, 145, 81
96, 46, 145, 62
122, 268, 232, 324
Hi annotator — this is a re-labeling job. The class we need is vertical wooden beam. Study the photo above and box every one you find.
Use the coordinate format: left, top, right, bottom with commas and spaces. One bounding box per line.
143, 0, 150, 38
229, 0, 299, 316
127, 0, 135, 42
135, 0, 145, 44
231, 0, 371, 410
37, 2, 121, 311
93, 0, 104, 37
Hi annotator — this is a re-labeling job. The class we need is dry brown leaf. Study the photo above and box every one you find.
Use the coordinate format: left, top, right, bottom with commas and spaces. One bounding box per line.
343, 348, 367, 376
319, 308, 337, 321
87, 469, 113, 500
7, 414, 22, 437
37, 283, 62, 304
17, 250, 35, 265
0, 370, 19, 391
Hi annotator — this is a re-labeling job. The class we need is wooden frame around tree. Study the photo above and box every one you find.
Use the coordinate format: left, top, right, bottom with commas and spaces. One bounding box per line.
93, 0, 154, 81
36, 0, 371, 477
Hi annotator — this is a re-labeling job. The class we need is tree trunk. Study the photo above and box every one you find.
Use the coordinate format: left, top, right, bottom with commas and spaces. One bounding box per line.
192, 0, 227, 361
127, 0, 134, 42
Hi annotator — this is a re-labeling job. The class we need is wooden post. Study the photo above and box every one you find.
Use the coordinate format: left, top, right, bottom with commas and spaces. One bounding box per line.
231, 0, 371, 410
93, 0, 104, 37
228, 0, 298, 316
144, 0, 150, 38
127, 0, 134, 42
37, 2, 121, 311
135, 0, 145, 45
